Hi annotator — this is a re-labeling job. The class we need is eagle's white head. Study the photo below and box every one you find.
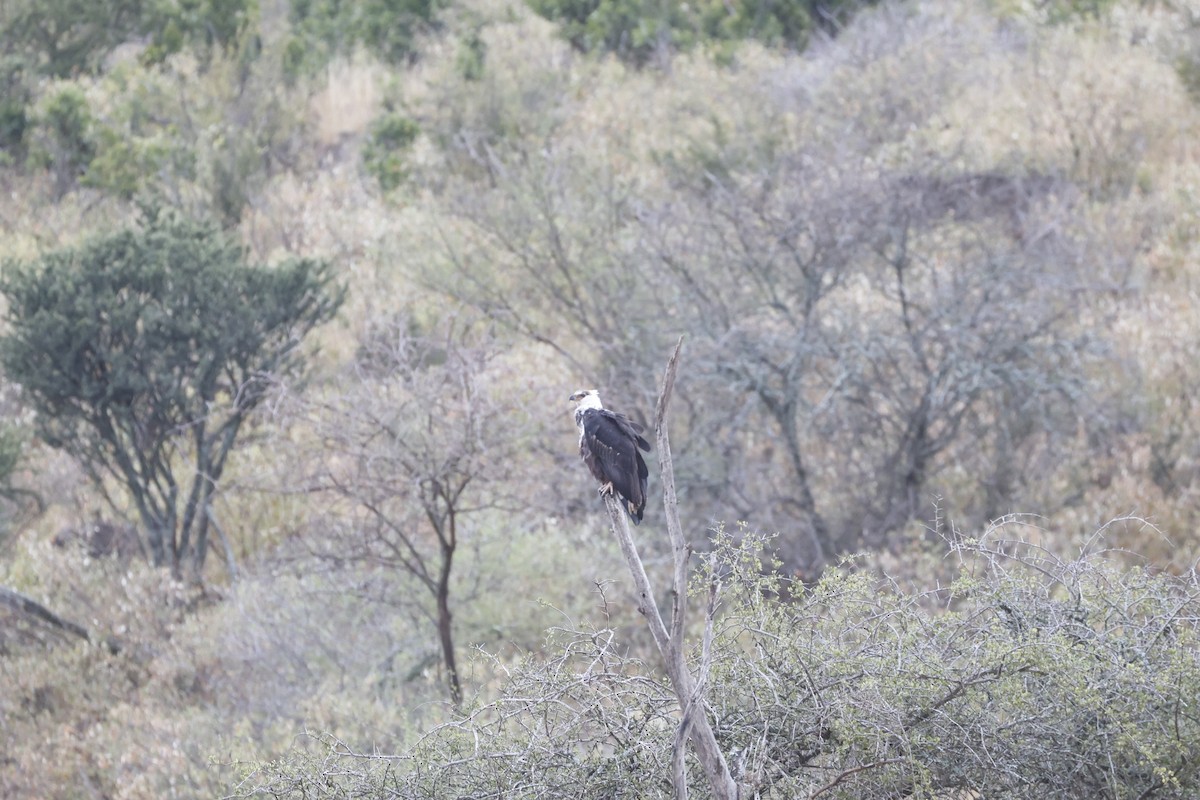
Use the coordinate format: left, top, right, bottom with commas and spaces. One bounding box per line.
569, 389, 603, 429
568, 388, 604, 411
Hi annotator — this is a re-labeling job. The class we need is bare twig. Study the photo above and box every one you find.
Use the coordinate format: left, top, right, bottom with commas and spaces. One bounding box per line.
604, 495, 670, 652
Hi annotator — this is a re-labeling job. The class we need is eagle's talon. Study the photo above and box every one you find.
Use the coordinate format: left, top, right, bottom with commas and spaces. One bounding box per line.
598, 481, 614, 497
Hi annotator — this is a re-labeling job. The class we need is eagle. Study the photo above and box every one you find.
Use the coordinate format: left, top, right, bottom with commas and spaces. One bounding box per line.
569, 389, 652, 524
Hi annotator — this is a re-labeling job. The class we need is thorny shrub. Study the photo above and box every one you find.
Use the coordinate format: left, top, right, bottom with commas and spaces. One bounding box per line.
232, 522, 1200, 799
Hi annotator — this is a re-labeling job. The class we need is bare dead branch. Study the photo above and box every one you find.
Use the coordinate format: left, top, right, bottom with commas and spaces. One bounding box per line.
0, 585, 90, 643
603, 337, 739, 800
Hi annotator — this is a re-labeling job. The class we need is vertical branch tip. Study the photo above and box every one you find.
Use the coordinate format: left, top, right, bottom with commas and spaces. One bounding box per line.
655, 335, 685, 434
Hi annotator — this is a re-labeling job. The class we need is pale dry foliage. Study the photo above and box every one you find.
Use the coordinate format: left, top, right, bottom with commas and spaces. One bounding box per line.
5, 0, 1200, 796
231, 524, 1200, 799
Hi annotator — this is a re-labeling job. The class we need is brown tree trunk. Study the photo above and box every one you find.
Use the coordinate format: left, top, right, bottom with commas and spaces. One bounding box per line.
436, 506, 462, 708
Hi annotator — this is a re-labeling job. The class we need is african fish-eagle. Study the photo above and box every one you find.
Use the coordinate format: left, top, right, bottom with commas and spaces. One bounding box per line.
569, 389, 651, 524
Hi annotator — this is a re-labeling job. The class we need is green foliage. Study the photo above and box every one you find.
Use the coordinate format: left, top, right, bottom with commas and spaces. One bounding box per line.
0, 0, 145, 77
0, 57, 32, 164
140, 0, 258, 66
455, 25, 487, 82
60, 33, 308, 221
696, 0, 813, 50
0, 0, 258, 77
209, 131, 266, 226
28, 85, 95, 198
527, 0, 685, 66
527, 0, 873, 65
0, 209, 344, 575
1032, 0, 1117, 25
82, 125, 173, 200
0, 427, 24, 501
359, 0, 441, 64
362, 112, 420, 192
285, 0, 442, 76
280, 36, 310, 85
0, 421, 38, 546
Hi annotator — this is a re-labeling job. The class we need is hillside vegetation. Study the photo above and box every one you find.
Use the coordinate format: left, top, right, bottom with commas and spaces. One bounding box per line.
2, 0, 1200, 796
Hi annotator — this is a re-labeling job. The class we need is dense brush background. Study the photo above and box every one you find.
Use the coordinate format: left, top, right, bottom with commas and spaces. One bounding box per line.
3, 0, 1200, 796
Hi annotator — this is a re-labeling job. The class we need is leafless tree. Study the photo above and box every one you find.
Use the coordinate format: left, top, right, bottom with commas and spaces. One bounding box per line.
297, 313, 530, 707
428, 115, 1132, 575
429, 145, 682, 414
641, 159, 1127, 567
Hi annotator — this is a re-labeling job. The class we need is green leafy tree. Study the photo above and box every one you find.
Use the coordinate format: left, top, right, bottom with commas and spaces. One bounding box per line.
362, 112, 419, 192
29, 85, 95, 199
0, 0, 257, 77
0, 210, 344, 577
527, 0, 875, 66
0, 0, 144, 77
285, 0, 441, 77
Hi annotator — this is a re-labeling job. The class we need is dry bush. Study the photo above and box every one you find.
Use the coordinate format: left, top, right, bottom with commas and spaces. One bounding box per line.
231, 523, 1200, 799
0, 536, 414, 798
0, 512, 628, 798
0, 538, 217, 798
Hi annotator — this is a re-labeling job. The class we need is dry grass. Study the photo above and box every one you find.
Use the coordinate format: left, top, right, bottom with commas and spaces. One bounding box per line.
310, 56, 389, 148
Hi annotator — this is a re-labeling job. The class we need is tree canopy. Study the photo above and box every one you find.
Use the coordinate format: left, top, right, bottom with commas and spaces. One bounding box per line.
0, 210, 344, 576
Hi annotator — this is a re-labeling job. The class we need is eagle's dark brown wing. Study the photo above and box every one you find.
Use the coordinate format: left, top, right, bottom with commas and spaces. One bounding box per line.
579, 408, 651, 523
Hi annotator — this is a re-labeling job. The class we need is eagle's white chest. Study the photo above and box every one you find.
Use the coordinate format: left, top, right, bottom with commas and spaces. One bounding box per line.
575, 407, 591, 446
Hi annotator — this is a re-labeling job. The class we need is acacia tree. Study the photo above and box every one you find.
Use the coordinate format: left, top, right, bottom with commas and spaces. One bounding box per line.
0, 209, 343, 577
